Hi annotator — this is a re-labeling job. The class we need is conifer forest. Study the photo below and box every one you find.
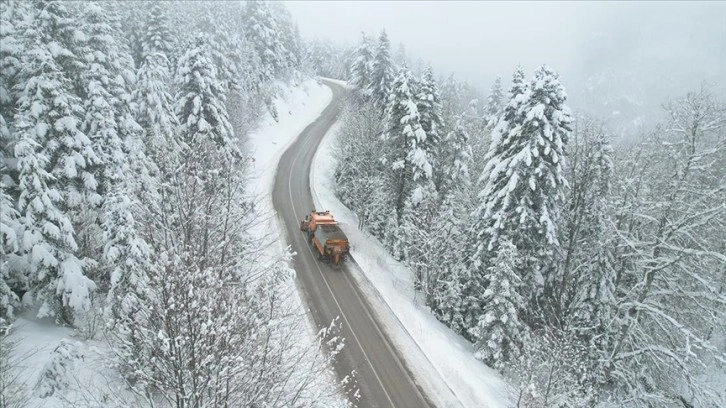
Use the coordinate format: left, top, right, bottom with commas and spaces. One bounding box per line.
1, 1, 724, 407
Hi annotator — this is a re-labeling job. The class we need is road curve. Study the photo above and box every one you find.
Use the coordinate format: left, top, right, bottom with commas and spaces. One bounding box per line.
272, 80, 435, 408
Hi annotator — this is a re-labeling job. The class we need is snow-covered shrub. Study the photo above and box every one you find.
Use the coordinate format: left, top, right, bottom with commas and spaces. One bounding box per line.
35, 339, 81, 399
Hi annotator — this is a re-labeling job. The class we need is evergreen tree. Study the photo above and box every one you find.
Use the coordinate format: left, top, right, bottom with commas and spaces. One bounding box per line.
383, 66, 431, 224
135, 52, 179, 172
194, 2, 245, 94
271, 2, 302, 75
561, 117, 616, 327
393, 42, 408, 68
78, 2, 149, 290
469, 66, 528, 268
416, 66, 445, 146
379, 66, 437, 263
114, 1, 151, 68
140, 3, 175, 71
472, 65, 572, 301
438, 119, 472, 195
368, 30, 395, 108
349, 32, 374, 93
416, 65, 445, 188
333, 101, 389, 238
0, 180, 21, 319
175, 36, 240, 162
0, 0, 28, 170
470, 241, 529, 369
483, 76, 504, 129
14, 135, 95, 324
439, 73, 465, 127
427, 129, 472, 315
12, 0, 99, 324
435, 261, 479, 338
243, 0, 287, 82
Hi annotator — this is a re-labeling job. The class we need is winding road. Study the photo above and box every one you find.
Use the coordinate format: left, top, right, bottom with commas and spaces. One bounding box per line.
272, 80, 435, 408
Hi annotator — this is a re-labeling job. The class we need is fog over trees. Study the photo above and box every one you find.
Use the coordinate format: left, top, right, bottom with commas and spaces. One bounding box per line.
288, 1, 726, 139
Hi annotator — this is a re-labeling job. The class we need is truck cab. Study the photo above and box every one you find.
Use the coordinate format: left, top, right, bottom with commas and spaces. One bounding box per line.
300, 210, 336, 238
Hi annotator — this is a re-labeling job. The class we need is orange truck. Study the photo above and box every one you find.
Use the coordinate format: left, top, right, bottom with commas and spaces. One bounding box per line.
300, 210, 350, 265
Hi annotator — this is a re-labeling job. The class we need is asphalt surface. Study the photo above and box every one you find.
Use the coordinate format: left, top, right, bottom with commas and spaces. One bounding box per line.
272, 80, 435, 408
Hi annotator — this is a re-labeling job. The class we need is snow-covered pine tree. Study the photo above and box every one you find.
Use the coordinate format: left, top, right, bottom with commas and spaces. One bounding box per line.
77, 2, 152, 298
417, 65, 445, 141
134, 52, 179, 173
435, 257, 491, 340
368, 30, 395, 109
561, 116, 616, 328
483, 76, 504, 130
439, 73, 465, 126
13, 0, 98, 324
174, 35, 240, 163
426, 124, 472, 313
477, 66, 528, 185
194, 2, 241, 96
35, 339, 81, 398
303, 39, 345, 79
469, 66, 528, 271
0, 0, 28, 172
0, 181, 21, 319
270, 2, 303, 77
434, 116, 473, 203
426, 192, 467, 310
350, 32, 374, 95
140, 3, 175, 72
0, 1, 32, 321
243, 0, 287, 83
416, 65, 445, 189
383, 66, 431, 225
71, 2, 124, 278
472, 65, 572, 303
470, 240, 529, 369
393, 68, 439, 279
393, 42, 409, 69
114, 1, 150, 68
13, 135, 95, 325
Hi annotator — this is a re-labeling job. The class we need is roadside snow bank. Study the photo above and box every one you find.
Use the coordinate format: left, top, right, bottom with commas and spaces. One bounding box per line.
311, 117, 516, 408
6, 309, 129, 407
246, 78, 332, 201
319, 76, 354, 90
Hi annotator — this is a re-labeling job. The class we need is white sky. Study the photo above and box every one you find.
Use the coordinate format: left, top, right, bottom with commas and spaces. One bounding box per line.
284, 1, 726, 101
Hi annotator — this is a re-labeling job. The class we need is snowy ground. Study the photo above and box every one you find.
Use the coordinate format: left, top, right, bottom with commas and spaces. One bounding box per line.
311, 120, 517, 408
5, 79, 345, 408
6, 304, 133, 407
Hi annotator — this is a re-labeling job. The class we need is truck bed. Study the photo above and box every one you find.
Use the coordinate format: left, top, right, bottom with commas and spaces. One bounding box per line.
314, 224, 348, 245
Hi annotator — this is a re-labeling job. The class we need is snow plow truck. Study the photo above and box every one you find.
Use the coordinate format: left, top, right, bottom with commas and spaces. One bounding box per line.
300, 210, 350, 265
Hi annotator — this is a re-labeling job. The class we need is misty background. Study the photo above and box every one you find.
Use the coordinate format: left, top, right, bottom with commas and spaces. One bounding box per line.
285, 0, 726, 138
